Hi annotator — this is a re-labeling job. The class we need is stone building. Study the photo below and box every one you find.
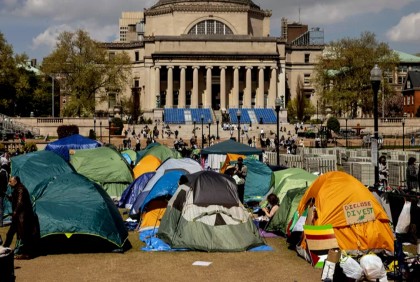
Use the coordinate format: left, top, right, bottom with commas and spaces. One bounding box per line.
101, 0, 324, 123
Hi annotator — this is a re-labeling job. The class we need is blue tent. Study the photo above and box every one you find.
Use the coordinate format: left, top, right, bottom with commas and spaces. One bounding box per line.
45, 134, 101, 161
119, 172, 155, 209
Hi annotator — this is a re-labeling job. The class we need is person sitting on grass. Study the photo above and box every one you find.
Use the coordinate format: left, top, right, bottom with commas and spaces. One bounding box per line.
262, 193, 280, 220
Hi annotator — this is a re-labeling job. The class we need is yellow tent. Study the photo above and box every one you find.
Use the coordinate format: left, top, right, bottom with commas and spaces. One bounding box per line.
140, 200, 167, 231
133, 155, 161, 179
297, 171, 394, 253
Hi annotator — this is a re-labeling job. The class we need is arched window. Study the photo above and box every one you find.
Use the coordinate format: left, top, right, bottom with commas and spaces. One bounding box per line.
188, 20, 233, 35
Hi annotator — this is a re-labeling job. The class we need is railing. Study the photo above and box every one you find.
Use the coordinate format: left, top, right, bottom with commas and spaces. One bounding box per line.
37, 118, 64, 123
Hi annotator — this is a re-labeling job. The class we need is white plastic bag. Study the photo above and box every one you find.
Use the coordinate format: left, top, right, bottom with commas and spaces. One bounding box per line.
359, 254, 387, 281
340, 256, 363, 280
395, 201, 411, 234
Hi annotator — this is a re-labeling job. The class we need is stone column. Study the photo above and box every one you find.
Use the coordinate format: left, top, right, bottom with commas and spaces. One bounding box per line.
155, 66, 161, 107
244, 66, 252, 108
179, 66, 187, 108
166, 66, 174, 108
192, 66, 199, 108
220, 66, 227, 110
268, 67, 278, 108
233, 66, 240, 108
206, 66, 212, 108
257, 66, 265, 108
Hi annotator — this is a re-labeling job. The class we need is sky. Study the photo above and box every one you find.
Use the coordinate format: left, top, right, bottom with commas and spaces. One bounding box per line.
1, 0, 419, 62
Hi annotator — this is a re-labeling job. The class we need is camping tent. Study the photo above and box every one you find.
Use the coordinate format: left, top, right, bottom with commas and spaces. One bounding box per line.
297, 171, 394, 254
70, 147, 134, 199
45, 134, 101, 161
119, 172, 155, 209
272, 168, 317, 204
11, 151, 129, 251
129, 158, 202, 215
157, 171, 264, 252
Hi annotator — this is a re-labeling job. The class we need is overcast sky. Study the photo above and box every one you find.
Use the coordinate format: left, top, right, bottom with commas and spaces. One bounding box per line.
1, 0, 419, 62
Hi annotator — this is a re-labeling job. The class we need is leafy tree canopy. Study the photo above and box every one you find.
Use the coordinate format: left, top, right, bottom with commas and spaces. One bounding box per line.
313, 32, 399, 118
41, 29, 131, 117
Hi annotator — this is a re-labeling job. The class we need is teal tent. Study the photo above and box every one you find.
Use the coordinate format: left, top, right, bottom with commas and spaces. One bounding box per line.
11, 151, 129, 251
70, 147, 134, 199
201, 139, 262, 156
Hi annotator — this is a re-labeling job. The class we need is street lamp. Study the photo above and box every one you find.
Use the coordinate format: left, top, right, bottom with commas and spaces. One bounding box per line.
370, 64, 382, 188
108, 116, 112, 144
201, 114, 204, 148
345, 117, 348, 149
50, 75, 55, 117
216, 117, 220, 140
208, 119, 211, 146
236, 109, 241, 143
100, 120, 102, 142
402, 117, 405, 151
94, 116, 96, 136
275, 97, 281, 165
193, 119, 196, 135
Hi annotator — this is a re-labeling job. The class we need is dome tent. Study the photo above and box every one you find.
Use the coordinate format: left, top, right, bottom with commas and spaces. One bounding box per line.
157, 171, 264, 251
45, 134, 101, 161
11, 151, 129, 252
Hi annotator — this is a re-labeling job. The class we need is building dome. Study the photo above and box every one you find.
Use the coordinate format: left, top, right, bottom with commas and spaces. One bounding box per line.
151, 0, 260, 9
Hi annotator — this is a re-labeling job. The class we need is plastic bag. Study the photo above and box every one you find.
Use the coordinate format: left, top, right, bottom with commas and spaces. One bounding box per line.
395, 201, 411, 234
359, 254, 387, 281
340, 255, 363, 280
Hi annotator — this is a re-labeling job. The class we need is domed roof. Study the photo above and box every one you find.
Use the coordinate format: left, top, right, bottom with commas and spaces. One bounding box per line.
152, 0, 259, 9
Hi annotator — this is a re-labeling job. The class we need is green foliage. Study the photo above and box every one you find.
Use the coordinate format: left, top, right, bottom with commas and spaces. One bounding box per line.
313, 32, 399, 117
326, 117, 340, 133
88, 129, 97, 140
41, 29, 131, 117
287, 76, 315, 122
111, 117, 123, 135
57, 125, 80, 139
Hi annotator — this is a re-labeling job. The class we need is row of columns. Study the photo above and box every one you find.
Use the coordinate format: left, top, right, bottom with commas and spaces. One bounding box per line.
154, 65, 278, 109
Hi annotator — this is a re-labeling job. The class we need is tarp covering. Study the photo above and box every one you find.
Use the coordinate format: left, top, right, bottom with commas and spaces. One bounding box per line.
45, 134, 101, 161
157, 171, 264, 252
70, 147, 134, 199
11, 152, 129, 250
297, 171, 394, 253
201, 139, 262, 155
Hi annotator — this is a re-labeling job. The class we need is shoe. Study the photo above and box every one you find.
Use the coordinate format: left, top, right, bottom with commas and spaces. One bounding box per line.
14, 254, 31, 260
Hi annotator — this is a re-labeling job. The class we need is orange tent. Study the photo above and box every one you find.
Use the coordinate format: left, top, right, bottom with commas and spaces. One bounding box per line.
297, 171, 394, 253
140, 200, 167, 231
133, 154, 161, 179
219, 153, 245, 174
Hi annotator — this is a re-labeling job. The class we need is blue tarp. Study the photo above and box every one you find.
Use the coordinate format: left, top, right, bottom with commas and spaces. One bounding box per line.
45, 134, 101, 161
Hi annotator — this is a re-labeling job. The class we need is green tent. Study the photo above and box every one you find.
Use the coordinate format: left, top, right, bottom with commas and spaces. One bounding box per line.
157, 171, 264, 252
70, 147, 134, 199
265, 168, 317, 233
240, 159, 274, 202
11, 151, 129, 251
136, 143, 181, 164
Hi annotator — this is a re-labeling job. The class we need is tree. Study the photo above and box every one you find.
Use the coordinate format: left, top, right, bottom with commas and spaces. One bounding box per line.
41, 30, 131, 117
287, 75, 315, 122
0, 32, 29, 116
313, 32, 399, 117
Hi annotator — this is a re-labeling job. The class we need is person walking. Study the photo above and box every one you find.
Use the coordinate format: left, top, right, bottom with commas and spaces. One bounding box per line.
406, 157, 418, 192
3, 176, 39, 260
0, 164, 9, 227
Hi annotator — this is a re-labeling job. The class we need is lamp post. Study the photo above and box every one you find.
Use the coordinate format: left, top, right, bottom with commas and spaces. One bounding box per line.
50, 75, 55, 117
402, 118, 405, 151
208, 119, 211, 146
94, 116, 96, 136
100, 120, 102, 142
275, 97, 281, 166
345, 117, 348, 149
370, 64, 382, 188
216, 117, 220, 140
236, 109, 241, 143
193, 119, 196, 136
108, 116, 112, 144
201, 114, 204, 148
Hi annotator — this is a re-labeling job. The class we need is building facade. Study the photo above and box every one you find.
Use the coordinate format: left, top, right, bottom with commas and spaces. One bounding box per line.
102, 0, 324, 122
